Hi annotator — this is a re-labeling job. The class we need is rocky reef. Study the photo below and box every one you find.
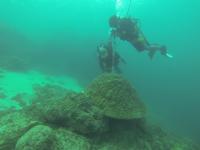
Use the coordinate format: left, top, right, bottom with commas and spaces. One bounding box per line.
0, 73, 199, 150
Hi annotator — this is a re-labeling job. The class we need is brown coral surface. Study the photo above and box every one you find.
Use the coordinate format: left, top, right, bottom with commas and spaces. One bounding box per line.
86, 73, 146, 119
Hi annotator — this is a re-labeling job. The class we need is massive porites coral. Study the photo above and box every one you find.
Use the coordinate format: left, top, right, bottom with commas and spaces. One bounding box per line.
86, 73, 146, 119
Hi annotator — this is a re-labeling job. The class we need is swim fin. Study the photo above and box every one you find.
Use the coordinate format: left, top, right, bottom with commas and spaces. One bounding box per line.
165, 53, 173, 58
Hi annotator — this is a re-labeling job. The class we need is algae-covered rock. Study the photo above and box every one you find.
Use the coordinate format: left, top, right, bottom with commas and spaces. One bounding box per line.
34, 92, 108, 134
167, 137, 200, 150
15, 125, 55, 150
11, 93, 31, 108
148, 125, 200, 150
0, 112, 39, 150
32, 84, 69, 104
92, 129, 150, 150
91, 119, 150, 150
91, 120, 200, 150
22, 84, 70, 121
53, 128, 91, 150
148, 126, 200, 150
86, 73, 146, 119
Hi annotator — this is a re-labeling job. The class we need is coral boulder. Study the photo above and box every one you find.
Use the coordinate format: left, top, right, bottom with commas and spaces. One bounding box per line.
86, 73, 146, 119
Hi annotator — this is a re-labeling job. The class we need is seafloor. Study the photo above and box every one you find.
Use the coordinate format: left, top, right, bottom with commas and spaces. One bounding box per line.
0, 69, 200, 150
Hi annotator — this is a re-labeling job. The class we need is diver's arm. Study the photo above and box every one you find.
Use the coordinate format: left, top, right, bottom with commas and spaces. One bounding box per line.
109, 28, 118, 37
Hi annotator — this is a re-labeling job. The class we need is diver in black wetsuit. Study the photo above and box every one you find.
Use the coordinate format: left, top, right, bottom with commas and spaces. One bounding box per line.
97, 41, 126, 73
109, 15, 173, 59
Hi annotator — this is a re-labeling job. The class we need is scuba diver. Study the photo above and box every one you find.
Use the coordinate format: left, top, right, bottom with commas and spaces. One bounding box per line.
97, 41, 126, 73
109, 15, 173, 59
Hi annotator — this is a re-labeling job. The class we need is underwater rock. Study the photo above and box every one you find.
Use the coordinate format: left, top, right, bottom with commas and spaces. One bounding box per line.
86, 73, 146, 119
0, 108, 16, 119
53, 128, 91, 150
0, 112, 39, 150
22, 84, 70, 122
169, 138, 200, 150
148, 125, 200, 150
32, 84, 69, 104
91, 121, 200, 150
92, 128, 150, 149
30, 92, 108, 134
15, 125, 55, 150
91, 119, 151, 150
11, 93, 30, 108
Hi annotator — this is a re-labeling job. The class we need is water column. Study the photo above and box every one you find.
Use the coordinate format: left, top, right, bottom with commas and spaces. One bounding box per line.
115, 0, 130, 17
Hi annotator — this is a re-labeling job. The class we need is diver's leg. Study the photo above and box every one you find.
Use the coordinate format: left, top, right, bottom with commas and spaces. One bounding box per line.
146, 44, 167, 59
147, 44, 173, 59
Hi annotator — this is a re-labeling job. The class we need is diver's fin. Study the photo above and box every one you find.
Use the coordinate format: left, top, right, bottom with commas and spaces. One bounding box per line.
165, 53, 173, 58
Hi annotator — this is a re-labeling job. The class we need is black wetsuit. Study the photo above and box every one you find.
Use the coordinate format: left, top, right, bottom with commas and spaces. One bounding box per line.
97, 42, 123, 73
110, 17, 149, 51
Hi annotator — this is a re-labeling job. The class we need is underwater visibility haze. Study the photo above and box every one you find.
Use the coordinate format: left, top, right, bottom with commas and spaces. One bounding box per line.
0, 0, 200, 149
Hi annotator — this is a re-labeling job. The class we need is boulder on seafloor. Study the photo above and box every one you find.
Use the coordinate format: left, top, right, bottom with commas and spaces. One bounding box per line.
15, 125, 55, 150
91, 119, 200, 150
53, 128, 91, 150
11, 93, 31, 108
22, 84, 71, 121
32, 84, 69, 104
167, 138, 200, 150
147, 125, 200, 150
86, 73, 146, 119
91, 119, 150, 150
27, 92, 108, 135
0, 112, 39, 150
